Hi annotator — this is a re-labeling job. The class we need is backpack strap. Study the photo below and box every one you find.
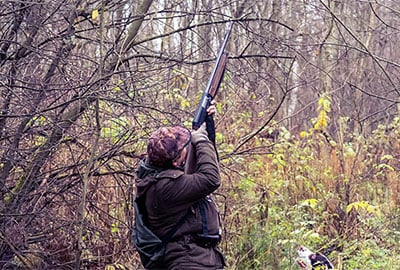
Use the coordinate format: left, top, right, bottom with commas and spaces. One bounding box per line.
198, 199, 209, 237
194, 198, 221, 247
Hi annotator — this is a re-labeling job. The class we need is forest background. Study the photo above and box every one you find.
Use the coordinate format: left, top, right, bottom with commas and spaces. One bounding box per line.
0, 0, 399, 269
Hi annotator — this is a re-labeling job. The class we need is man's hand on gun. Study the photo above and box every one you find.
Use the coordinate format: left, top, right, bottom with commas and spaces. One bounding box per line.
191, 101, 217, 143
207, 100, 217, 116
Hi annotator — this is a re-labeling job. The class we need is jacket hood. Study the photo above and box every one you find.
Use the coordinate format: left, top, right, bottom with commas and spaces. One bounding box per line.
135, 159, 161, 195
136, 159, 164, 179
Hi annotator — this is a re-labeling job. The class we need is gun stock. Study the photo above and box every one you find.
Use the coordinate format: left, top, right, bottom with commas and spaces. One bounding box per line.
192, 21, 233, 130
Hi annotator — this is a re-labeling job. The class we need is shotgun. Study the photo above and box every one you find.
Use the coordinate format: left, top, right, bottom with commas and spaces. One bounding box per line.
192, 21, 233, 131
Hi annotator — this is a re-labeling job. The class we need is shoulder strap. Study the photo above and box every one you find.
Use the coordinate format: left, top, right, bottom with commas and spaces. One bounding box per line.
197, 198, 221, 240
198, 199, 209, 237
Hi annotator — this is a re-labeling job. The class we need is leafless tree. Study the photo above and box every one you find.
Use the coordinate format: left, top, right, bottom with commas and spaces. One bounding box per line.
0, 0, 399, 268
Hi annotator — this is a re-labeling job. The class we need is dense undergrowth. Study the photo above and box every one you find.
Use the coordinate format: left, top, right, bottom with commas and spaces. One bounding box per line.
219, 108, 400, 269
7, 93, 399, 270
75, 97, 400, 270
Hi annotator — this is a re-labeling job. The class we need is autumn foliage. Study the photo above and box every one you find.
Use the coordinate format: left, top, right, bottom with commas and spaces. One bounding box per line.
1, 1, 399, 269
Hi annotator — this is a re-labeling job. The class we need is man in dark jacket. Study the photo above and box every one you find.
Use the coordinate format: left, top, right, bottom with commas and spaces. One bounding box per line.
135, 106, 225, 269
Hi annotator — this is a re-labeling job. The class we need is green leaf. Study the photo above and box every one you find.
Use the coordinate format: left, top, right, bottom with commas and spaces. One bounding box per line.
111, 223, 118, 233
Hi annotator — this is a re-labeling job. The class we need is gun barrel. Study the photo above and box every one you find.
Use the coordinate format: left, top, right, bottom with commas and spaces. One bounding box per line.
192, 21, 233, 130
204, 21, 233, 97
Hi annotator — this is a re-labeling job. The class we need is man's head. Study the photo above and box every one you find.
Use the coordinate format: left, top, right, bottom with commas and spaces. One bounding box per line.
146, 126, 191, 167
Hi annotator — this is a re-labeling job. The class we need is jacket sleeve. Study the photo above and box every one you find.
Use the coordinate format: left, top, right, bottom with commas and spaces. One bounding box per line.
158, 139, 220, 205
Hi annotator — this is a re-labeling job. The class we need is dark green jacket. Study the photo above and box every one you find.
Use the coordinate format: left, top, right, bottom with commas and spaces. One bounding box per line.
135, 137, 224, 269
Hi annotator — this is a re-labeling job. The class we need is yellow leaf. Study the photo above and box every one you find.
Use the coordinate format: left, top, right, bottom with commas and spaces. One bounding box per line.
315, 110, 329, 130
92, 9, 99, 20
299, 131, 308, 138
323, 99, 331, 112
318, 96, 324, 106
